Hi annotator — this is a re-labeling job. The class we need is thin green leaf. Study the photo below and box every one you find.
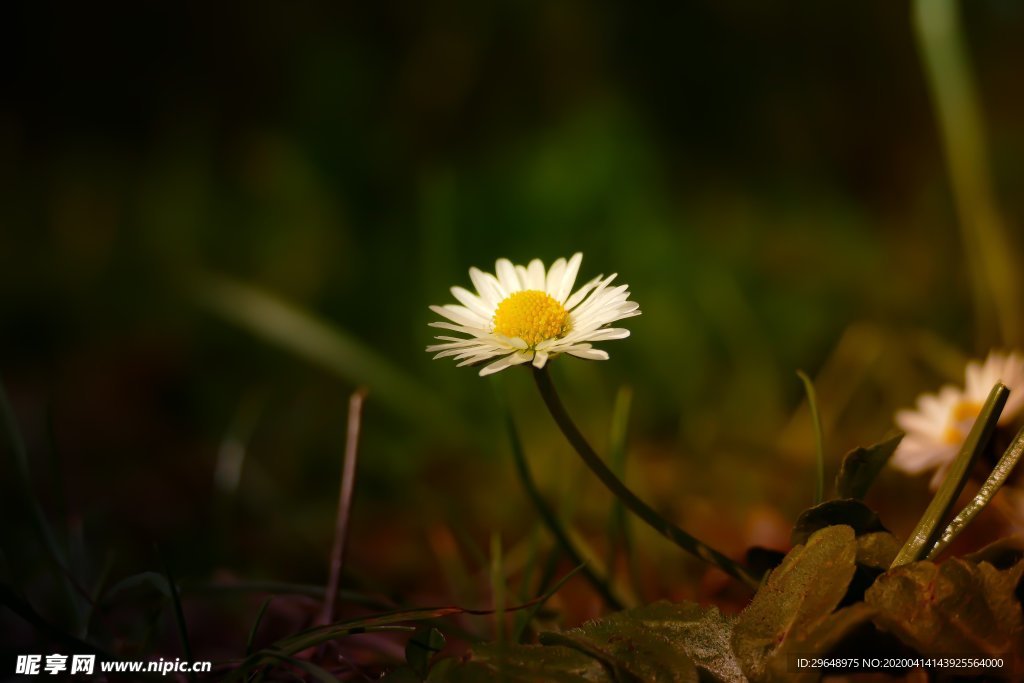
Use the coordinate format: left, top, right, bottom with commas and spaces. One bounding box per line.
796, 370, 825, 505
192, 273, 466, 436
246, 597, 273, 656
502, 407, 624, 609
891, 382, 1007, 568
247, 566, 585, 664
0, 582, 107, 657
158, 548, 195, 683
928, 424, 1024, 559
512, 527, 540, 643
835, 432, 903, 499
913, 0, 1023, 346
0, 379, 80, 628
506, 564, 587, 649
406, 625, 446, 680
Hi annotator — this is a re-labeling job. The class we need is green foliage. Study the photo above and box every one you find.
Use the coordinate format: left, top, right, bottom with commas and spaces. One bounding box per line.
866, 558, 1024, 665
426, 643, 606, 682
424, 510, 1024, 681
426, 601, 741, 682
854, 531, 900, 570
731, 526, 858, 681
834, 433, 903, 500
790, 499, 885, 546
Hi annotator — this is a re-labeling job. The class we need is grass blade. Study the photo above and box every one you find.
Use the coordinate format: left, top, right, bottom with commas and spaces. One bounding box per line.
511, 563, 586, 644
503, 408, 625, 609
192, 273, 464, 435
0, 378, 82, 631
891, 382, 1007, 568
246, 597, 273, 656
796, 370, 825, 505
835, 432, 903, 500
913, 0, 1022, 346
928, 424, 1024, 559
157, 547, 195, 682
0, 582, 107, 657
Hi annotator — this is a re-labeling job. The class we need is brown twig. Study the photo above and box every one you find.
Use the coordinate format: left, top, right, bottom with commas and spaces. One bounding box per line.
320, 389, 367, 625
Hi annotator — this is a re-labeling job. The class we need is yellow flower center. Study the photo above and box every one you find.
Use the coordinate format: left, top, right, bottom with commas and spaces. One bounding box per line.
941, 426, 965, 445
953, 400, 982, 423
492, 290, 570, 347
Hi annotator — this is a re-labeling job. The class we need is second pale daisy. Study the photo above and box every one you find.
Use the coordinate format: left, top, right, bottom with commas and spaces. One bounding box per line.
891, 350, 1024, 488
427, 253, 640, 375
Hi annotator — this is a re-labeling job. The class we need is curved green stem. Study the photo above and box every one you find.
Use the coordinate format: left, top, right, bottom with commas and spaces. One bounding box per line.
532, 367, 760, 589
796, 370, 825, 505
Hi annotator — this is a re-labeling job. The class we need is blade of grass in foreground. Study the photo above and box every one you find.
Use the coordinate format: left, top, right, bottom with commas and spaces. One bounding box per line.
928, 424, 1024, 559
226, 565, 586, 682
504, 408, 625, 609
0, 379, 82, 632
246, 597, 273, 656
891, 382, 1007, 568
797, 370, 826, 505
157, 548, 196, 683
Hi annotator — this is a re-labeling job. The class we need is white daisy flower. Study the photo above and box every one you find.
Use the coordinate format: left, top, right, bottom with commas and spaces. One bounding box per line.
891, 350, 1024, 489
962, 350, 1024, 426
891, 384, 964, 487
426, 253, 640, 376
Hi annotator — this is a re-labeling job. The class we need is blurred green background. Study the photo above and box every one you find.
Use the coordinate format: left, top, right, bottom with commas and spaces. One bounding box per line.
3, 0, 1024, 666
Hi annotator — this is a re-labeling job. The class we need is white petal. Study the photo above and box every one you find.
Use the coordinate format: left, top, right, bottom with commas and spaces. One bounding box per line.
479, 351, 533, 376
450, 286, 495, 319
526, 259, 546, 290
555, 252, 583, 302
532, 350, 549, 368
429, 304, 487, 328
495, 259, 522, 294
469, 267, 505, 307
566, 347, 609, 361
545, 258, 567, 297
579, 327, 631, 342
895, 408, 942, 436
429, 321, 492, 337
563, 275, 605, 311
